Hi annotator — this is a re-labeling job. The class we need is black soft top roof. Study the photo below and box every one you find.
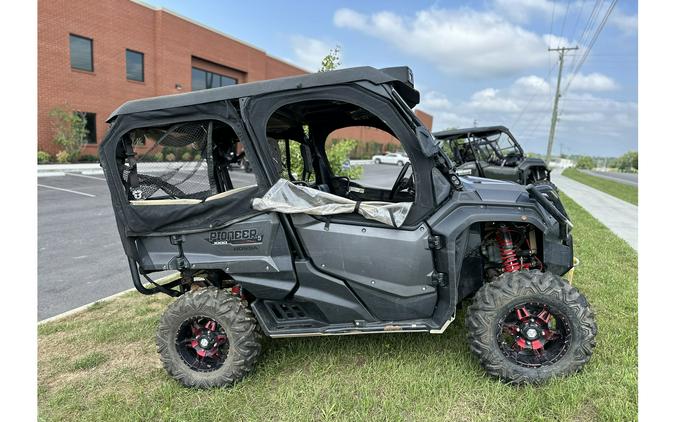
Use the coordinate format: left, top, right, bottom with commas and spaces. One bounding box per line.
433, 125, 512, 141
108, 66, 419, 122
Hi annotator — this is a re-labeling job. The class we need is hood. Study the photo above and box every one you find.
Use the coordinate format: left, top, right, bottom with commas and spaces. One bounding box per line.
460, 176, 528, 203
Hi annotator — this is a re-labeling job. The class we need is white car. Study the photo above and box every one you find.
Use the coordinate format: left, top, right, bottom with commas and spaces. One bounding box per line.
371, 152, 410, 166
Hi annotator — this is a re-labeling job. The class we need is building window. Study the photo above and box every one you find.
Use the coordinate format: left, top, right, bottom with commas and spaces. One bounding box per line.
80, 112, 97, 144
69, 34, 93, 72
126, 49, 144, 82
191, 67, 237, 91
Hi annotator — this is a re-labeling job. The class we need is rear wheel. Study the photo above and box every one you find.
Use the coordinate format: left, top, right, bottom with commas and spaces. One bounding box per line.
374, 158, 381, 164
397, 160, 404, 166
156, 287, 261, 388
465, 271, 596, 384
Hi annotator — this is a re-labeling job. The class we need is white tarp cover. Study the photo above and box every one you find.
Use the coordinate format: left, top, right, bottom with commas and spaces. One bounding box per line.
252, 179, 412, 227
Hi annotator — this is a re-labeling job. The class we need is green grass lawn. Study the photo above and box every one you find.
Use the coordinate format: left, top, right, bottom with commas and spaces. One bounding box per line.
38, 195, 637, 421
562, 168, 638, 205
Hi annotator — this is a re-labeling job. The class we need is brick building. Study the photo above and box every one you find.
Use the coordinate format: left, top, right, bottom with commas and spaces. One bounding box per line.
38, 0, 432, 157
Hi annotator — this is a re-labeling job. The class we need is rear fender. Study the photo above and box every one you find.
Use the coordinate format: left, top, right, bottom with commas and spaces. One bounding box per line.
426, 199, 563, 325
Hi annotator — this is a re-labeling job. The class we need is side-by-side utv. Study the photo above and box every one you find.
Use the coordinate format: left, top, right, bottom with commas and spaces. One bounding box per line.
99, 66, 595, 388
434, 126, 551, 186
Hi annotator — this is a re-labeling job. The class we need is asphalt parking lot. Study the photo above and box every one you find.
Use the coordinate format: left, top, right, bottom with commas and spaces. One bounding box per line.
37, 163, 402, 320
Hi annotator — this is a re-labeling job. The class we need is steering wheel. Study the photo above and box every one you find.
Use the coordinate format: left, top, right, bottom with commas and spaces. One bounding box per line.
389, 162, 412, 200
330, 176, 351, 196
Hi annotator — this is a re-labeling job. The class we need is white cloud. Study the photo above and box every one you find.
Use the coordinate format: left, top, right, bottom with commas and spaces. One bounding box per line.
542, 34, 576, 49
289, 36, 334, 72
421, 91, 453, 109
334, 7, 553, 78
418, 72, 635, 155
469, 88, 520, 112
564, 72, 618, 92
493, 0, 555, 23
609, 9, 638, 35
419, 91, 474, 130
512, 75, 550, 94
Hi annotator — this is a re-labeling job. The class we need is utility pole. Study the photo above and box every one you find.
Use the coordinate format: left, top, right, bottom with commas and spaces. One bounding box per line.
545, 46, 578, 165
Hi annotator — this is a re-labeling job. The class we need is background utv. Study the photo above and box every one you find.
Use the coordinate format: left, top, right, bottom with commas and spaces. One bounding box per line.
100, 66, 596, 388
434, 126, 552, 186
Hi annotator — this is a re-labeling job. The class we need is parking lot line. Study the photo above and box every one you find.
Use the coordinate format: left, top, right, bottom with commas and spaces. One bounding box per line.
67, 173, 106, 181
38, 183, 96, 197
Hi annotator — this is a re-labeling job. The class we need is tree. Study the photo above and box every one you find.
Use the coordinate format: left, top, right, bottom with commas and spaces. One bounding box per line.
49, 107, 88, 162
616, 151, 638, 172
575, 156, 595, 170
318, 45, 341, 72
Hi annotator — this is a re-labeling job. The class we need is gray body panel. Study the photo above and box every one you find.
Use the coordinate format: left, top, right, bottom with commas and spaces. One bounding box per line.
136, 214, 297, 299
291, 214, 437, 320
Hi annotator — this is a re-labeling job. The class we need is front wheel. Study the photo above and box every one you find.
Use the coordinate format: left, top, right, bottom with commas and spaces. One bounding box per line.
465, 271, 596, 384
156, 287, 262, 388
374, 158, 381, 164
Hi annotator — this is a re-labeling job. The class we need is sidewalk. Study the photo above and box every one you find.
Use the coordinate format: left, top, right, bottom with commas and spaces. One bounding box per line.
552, 170, 637, 250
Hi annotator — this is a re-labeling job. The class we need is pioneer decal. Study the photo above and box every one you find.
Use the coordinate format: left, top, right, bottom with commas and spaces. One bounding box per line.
206, 228, 264, 246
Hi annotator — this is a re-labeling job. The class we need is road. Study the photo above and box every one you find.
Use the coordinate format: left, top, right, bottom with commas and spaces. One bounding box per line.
582, 170, 638, 186
37, 163, 404, 320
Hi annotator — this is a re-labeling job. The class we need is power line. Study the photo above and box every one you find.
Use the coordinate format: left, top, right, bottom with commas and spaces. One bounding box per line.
568, 0, 589, 44
557, 0, 573, 47
562, 0, 617, 96
569, 0, 603, 72
509, 62, 557, 131
549, 0, 557, 71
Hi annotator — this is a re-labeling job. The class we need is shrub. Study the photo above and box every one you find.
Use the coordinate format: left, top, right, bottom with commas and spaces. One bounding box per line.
55, 150, 71, 164
194, 153, 202, 161
141, 154, 155, 162
326, 139, 363, 179
165, 153, 176, 162
78, 154, 98, 163
37, 151, 52, 164
49, 107, 88, 157
181, 152, 193, 161
575, 156, 595, 169
153, 153, 164, 162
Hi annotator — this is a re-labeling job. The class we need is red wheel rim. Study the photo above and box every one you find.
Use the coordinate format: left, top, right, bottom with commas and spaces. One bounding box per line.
175, 316, 229, 372
497, 301, 571, 368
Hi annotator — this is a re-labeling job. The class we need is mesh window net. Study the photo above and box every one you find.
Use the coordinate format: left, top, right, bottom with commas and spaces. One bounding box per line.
123, 121, 214, 200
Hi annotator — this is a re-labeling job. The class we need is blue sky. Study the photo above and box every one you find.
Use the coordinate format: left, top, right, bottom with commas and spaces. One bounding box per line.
145, 0, 637, 157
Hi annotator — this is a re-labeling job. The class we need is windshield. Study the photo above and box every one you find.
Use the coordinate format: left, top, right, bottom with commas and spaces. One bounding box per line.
470, 132, 521, 163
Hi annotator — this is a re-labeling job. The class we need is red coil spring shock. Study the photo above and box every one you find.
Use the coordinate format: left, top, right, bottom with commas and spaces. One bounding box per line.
496, 226, 521, 272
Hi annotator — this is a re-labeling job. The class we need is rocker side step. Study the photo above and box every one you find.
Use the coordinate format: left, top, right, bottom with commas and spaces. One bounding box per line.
251, 300, 441, 338
252, 300, 328, 332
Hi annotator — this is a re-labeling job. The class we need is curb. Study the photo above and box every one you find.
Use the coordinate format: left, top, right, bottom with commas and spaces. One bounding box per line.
38, 287, 135, 325
38, 163, 103, 177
